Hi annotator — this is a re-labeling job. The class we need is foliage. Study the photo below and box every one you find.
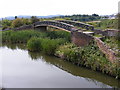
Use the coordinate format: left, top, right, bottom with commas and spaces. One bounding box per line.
97, 19, 117, 29
2, 30, 47, 43
27, 38, 66, 55
12, 18, 24, 28
102, 37, 120, 57
46, 30, 71, 41
55, 42, 120, 78
2, 19, 12, 30
22, 18, 31, 25
41, 38, 66, 55
31, 16, 39, 24
87, 19, 117, 29
27, 37, 42, 51
58, 14, 101, 22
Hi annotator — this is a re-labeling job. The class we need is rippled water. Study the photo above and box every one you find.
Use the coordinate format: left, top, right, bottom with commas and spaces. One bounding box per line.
0, 44, 120, 88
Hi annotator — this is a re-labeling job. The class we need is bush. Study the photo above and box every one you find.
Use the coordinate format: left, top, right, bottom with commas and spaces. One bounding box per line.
27, 37, 42, 51
55, 43, 81, 63
12, 18, 24, 28
22, 18, 31, 25
27, 38, 66, 55
2, 19, 12, 29
41, 38, 66, 55
31, 16, 39, 24
47, 30, 71, 42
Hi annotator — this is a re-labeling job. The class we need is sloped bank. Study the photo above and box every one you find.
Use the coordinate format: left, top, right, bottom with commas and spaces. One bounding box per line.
55, 42, 120, 79
55, 31, 120, 79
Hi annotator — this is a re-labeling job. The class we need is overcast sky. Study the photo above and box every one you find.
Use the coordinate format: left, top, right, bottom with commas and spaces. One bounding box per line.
0, 0, 119, 18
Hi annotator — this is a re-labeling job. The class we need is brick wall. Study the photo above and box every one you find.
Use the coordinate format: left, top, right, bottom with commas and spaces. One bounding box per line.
94, 37, 117, 63
71, 30, 118, 63
71, 31, 94, 46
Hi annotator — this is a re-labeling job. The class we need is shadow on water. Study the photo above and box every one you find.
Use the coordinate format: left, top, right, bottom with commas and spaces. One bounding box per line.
1, 43, 120, 88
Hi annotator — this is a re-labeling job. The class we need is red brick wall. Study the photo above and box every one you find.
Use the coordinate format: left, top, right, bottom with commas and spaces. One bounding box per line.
71, 31, 93, 46
71, 31, 118, 63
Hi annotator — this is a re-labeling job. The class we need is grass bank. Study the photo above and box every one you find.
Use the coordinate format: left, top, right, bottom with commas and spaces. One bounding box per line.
55, 42, 120, 79
1, 29, 120, 79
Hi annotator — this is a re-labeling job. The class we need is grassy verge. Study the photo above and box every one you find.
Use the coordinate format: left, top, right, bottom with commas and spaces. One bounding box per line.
102, 37, 120, 57
55, 42, 120, 79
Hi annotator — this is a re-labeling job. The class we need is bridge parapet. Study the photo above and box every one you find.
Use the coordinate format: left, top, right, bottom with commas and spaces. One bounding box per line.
34, 21, 77, 31
58, 20, 94, 31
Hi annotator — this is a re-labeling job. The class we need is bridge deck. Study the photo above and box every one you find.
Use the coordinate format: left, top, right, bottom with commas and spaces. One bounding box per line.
58, 20, 94, 30
34, 20, 78, 31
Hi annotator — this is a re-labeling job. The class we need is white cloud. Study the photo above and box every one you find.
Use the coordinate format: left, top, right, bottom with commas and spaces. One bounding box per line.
0, 0, 119, 18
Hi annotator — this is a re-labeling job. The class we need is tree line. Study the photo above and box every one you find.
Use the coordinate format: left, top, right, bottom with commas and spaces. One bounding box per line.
1, 16, 39, 30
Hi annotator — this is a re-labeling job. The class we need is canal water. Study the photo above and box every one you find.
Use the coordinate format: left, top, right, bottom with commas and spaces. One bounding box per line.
0, 44, 120, 88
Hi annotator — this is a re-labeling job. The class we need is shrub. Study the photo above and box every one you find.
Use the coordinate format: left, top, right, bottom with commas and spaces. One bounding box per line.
55, 43, 81, 63
31, 16, 39, 24
2, 31, 12, 42
12, 18, 24, 28
22, 18, 31, 25
47, 30, 71, 42
2, 19, 12, 29
41, 38, 66, 55
27, 38, 66, 55
27, 37, 42, 51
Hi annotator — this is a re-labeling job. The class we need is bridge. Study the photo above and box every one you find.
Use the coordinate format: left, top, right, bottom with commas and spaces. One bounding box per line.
2, 20, 117, 63
34, 20, 77, 32
34, 20, 94, 32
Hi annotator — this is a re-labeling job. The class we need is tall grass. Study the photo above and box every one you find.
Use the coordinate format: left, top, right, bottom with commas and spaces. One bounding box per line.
27, 37, 67, 55
41, 38, 66, 55
2, 30, 71, 43
2, 30, 47, 43
27, 37, 42, 52
55, 42, 120, 78
46, 30, 71, 42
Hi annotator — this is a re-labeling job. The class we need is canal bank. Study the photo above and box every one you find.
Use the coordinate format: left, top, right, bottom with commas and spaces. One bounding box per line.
1, 44, 120, 88
1, 30, 120, 79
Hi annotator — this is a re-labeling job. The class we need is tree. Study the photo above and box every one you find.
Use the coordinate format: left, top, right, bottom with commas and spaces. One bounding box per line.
92, 14, 99, 17
12, 18, 23, 28
31, 16, 39, 24
15, 16, 17, 19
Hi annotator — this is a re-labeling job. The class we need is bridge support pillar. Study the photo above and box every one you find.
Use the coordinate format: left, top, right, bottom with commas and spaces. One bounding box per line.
71, 31, 94, 46
34, 26, 47, 31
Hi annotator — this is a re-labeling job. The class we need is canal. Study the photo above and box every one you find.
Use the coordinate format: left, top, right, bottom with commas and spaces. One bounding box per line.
0, 44, 120, 88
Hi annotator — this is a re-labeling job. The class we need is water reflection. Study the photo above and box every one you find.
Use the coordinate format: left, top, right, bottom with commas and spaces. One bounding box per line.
28, 52, 120, 88
1, 43, 120, 88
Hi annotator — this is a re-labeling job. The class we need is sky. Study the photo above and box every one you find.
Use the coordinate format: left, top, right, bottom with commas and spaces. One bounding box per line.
0, 0, 119, 18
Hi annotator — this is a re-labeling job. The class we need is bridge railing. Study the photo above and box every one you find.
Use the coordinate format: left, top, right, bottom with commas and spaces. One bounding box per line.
57, 20, 94, 31
34, 21, 76, 31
